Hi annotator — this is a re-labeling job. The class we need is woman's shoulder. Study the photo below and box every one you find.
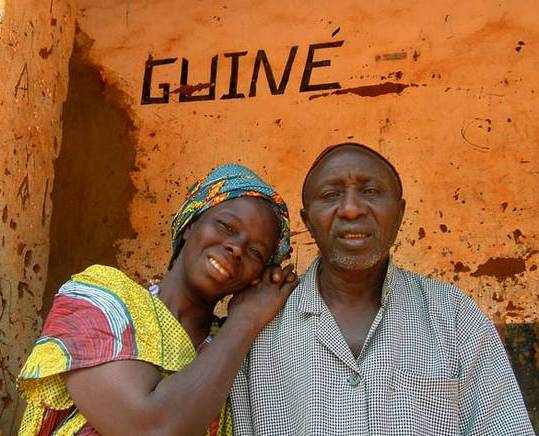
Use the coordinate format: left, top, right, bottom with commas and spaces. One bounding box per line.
69, 264, 146, 298
58, 264, 156, 321
19, 264, 195, 382
19, 266, 155, 382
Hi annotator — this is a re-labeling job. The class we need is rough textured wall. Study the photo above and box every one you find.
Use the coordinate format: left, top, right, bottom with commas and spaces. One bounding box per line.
46, 0, 538, 429
0, 0, 76, 433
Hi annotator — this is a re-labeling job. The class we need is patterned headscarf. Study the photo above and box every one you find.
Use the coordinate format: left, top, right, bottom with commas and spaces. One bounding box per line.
169, 163, 291, 268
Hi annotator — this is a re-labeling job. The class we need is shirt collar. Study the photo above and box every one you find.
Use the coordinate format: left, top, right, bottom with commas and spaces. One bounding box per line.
381, 258, 400, 305
296, 257, 324, 315
296, 256, 400, 315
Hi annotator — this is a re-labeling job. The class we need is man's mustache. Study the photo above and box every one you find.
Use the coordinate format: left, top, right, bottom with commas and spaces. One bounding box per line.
332, 226, 376, 236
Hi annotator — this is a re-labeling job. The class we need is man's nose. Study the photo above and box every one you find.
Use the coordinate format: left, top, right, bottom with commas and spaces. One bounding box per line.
337, 190, 368, 220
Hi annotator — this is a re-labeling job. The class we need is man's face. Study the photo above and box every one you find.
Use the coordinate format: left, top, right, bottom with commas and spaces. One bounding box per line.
301, 147, 405, 271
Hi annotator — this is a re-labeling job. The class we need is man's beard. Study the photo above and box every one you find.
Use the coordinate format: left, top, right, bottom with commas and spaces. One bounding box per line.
326, 233, 393, 271
327, 246, 387, 270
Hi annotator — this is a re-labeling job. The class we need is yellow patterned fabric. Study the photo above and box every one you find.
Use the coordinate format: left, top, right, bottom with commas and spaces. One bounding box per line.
17, 265, 233, 435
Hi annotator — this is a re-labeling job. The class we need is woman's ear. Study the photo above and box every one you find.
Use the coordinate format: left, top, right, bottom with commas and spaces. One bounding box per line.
182, 221, 195, 240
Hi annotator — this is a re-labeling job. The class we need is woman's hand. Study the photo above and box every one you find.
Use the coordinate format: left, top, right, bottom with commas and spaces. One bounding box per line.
227, 264, 299, 332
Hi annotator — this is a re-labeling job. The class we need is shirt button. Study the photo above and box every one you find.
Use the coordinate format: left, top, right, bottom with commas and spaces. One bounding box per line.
347, 373, 362, 387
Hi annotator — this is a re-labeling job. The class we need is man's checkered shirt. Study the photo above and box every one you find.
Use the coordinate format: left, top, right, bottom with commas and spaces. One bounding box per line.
231, 258, 533, 435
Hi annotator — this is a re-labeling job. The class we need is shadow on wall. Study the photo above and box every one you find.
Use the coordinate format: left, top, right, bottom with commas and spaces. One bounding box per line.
43, 27, 137, 316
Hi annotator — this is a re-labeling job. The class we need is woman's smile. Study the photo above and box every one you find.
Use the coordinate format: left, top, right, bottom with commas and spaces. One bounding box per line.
208, 255, 232, 280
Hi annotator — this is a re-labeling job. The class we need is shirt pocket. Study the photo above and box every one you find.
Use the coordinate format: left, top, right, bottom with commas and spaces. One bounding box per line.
388, 368, 459, 436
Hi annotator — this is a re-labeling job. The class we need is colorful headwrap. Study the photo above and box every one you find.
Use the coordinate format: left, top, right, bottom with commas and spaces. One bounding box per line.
170, 163, 290, 268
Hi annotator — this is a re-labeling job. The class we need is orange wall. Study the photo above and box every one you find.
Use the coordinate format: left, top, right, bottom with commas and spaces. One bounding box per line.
69, 0, 538, 324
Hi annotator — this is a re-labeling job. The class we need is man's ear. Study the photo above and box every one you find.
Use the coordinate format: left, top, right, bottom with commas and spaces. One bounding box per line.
397, 198, 406, 229
300, 208, 314, 237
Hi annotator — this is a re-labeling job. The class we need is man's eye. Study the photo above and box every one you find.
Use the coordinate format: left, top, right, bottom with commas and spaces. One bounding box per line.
320, 190, 340, 200
363, 187, 379, 195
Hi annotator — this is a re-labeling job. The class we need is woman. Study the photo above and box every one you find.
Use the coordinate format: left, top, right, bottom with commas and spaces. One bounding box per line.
18, 163, 298, 435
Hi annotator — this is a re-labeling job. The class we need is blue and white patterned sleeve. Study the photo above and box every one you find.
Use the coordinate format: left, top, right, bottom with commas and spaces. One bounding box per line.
456, 295, 534, 435
230, 358, 254, 435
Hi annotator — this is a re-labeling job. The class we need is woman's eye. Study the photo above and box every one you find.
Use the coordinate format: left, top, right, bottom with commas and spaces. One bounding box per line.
249, 247, 264, 262
217, 219, 233, 233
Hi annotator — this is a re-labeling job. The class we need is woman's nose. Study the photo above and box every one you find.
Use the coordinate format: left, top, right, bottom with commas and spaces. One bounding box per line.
225, 237, 244, 261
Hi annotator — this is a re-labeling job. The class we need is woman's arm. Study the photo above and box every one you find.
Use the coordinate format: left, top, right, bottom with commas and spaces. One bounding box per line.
65, 266, 298, 436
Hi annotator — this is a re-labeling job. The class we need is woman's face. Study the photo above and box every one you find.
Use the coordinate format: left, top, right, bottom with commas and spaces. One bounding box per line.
179, 196, 280, 302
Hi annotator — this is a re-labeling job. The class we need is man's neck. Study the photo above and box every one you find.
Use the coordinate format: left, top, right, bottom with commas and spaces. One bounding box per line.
316, 256, 390, 358
317, 256, 389, 306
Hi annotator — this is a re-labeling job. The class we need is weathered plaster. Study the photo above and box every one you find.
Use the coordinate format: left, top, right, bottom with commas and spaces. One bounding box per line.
0, 2, 5, 24
0, 0, 76, 432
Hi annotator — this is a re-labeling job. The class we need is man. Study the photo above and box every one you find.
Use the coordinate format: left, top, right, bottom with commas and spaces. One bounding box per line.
230, 142, 533, 435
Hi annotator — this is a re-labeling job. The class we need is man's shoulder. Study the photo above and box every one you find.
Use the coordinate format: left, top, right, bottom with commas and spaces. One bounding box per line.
283, 259, 320, 306
287, 260, 482, 318
257, 260, 319, 331
393, 264, 492, 330
394, 264, 465, 301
